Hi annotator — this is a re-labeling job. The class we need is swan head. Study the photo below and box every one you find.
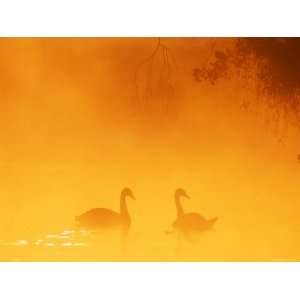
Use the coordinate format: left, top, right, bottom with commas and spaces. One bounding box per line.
121, 187, 136, 200
175, 188, 190, 199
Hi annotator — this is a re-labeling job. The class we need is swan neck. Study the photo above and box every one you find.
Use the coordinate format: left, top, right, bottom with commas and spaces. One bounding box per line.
120, 194, 129, 217
175, 196, 184, 217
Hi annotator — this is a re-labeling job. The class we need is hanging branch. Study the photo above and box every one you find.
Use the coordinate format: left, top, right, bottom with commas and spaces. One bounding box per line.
134, 38, 177, 116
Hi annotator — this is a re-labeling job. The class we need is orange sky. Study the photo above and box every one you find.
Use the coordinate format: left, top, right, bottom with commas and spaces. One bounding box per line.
0, 38, 299, 261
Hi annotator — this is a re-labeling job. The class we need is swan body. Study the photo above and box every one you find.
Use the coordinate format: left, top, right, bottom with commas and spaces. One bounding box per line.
173, 213, 218, 233
76, 208, 126, 230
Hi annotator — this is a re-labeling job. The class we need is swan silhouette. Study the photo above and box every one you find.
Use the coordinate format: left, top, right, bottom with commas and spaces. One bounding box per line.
171, 188, 218, 241
75, 187, 135, 253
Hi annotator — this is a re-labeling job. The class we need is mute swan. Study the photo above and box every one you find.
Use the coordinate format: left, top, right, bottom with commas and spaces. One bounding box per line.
76, 187, 135, 230
172, 188, 218, 241
75, 187, 135, 254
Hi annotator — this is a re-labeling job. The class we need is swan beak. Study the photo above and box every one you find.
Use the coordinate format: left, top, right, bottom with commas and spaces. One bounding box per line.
185, 193, 190, 199
131, 194, 136, 200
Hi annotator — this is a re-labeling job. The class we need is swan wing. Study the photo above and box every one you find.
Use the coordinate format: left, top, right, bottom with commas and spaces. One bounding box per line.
77, 208, 121, 229
177, 213, 209, 231
184, 213, 207, 224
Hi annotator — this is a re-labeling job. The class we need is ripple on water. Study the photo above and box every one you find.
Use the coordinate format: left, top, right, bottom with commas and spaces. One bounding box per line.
73, 242, 87, 247
61, 242, 73, 247
0, 229, 92, 250
0, 240, 29, 247
34, 239, 44, 245
61, 230, 74, 235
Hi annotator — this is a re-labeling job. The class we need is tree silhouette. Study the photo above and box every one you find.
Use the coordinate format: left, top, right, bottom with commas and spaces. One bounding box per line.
194, 38, 300, 128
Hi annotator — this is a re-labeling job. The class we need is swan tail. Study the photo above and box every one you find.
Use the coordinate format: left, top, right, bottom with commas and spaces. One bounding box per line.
209, 217, 218, 227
